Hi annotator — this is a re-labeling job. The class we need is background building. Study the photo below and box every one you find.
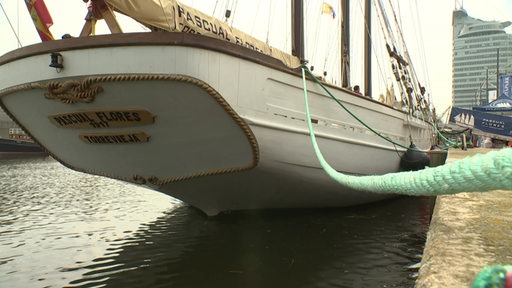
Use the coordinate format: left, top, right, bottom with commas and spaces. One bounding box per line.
452, 9, 512, 109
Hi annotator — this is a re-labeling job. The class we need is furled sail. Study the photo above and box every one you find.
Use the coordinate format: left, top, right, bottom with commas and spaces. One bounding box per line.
104, 0, 301, 68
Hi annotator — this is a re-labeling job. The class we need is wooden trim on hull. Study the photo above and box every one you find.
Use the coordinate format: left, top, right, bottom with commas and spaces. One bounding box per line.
1, 32, 409, 112
0, 32, 288, 70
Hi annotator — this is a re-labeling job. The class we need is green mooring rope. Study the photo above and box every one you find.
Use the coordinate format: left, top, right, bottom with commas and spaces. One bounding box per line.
301, 67, 512, 196
472, 265, 512, 288
303, 66, 459, 152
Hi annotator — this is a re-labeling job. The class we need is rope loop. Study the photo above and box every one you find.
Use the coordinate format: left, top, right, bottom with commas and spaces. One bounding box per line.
45, 80, 102, 104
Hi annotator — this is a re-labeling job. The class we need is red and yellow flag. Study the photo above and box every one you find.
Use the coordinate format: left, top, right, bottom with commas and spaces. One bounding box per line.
25, 0, 55, 41
321, 2, 336, 19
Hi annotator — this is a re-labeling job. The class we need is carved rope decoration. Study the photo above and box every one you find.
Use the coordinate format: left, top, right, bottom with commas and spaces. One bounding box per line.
45, 80, 103, 104
0, 74, 260, 186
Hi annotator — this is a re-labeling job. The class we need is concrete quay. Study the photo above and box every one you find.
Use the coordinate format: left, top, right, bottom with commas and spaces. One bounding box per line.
416, 148, 512, 287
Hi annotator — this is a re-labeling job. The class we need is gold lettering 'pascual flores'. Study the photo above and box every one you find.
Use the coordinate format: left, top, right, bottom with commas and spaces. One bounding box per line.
80, 131, 150, 144
48, 109, 155, 129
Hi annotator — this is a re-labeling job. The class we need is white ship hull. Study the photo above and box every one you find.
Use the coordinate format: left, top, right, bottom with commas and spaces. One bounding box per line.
0, 33, 433, 215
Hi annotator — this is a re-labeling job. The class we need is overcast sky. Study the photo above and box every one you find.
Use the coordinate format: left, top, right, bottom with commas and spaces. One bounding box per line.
1, 0, 511, 113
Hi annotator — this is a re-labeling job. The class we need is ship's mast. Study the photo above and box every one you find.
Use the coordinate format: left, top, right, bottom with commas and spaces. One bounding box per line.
363, 0, 372, 97
291, 0, 305, 61
341, 0, 350, 88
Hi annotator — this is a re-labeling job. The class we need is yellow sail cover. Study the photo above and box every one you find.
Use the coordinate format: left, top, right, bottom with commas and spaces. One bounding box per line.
104, 0, 300, 68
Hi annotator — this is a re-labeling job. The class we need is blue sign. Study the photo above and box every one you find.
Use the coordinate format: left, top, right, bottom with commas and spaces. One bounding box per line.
499, 75, 512, 98
450, 107, 512, 139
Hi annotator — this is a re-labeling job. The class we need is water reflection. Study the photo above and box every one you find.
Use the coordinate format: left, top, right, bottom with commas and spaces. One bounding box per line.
69, 198, 433, 288
0, 158, 433, 288
0, 157, 178, 288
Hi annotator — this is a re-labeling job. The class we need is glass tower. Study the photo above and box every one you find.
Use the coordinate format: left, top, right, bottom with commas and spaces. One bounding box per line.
452, 9, 512, 109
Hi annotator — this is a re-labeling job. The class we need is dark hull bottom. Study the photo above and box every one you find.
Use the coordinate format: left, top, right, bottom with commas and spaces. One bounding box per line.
0, 139, 48, 157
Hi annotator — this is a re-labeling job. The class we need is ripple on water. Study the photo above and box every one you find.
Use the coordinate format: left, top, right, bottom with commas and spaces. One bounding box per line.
0, 157, 433, 288
0, 157, 179, 288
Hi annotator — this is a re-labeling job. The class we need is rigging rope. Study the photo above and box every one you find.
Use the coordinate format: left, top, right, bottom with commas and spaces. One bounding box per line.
355, 0, 389, 97
301, 66, 512, 196
387, 0, 431, 117
0, 2, 23, 48
303, 65, 425, 151
304, 65, 460, 151
431, 122, 462, 149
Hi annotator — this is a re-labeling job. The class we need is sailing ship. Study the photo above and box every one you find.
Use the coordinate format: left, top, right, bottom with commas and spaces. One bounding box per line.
0, 0, 436, 215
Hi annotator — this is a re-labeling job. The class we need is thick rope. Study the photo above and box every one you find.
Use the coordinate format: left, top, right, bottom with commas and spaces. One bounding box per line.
303, 66, 413, 150
472, 265, 512, 288
303, 66, 461, 151
301, 67, 512, 195
433, 122, 460, 148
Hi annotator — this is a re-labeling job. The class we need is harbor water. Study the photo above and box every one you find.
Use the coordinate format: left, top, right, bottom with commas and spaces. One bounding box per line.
0, 157, 434, 287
